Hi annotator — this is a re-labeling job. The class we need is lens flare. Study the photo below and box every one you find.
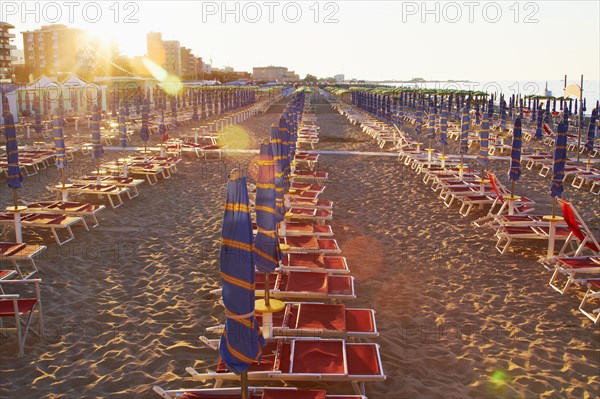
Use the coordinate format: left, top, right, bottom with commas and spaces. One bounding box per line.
222, 125, 251, 150
141, 58, 182, 96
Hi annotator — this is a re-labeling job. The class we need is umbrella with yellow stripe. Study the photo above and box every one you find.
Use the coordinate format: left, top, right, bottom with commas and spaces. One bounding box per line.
218, 169, 265, 390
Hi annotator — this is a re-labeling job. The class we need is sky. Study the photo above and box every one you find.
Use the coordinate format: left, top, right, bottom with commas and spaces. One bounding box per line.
3, 0, 599, 82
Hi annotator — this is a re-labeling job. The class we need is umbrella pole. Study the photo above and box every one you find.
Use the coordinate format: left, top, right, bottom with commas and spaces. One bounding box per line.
13, 189, 18, 210
264, 273, 270, 307
547, 198, 559, 258
240, 371, 249, 399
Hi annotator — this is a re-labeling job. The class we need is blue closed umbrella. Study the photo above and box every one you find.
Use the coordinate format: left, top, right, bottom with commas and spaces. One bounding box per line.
509, 117, 522, 181
459, 106, 470, 155
271, 125, 286, 221
254, 142, 281, 274
192, 91, 199, 121
219, 171, 265, 375
91, 105, 104, 159
33, 94, 42, 137
550, 116, 568, 198
439, 109, 448, 147
477, 110, 490, 170
534, 105, 543, 141
53, 109, 67, 170
3, 98, 23, 190
140, 99, 150, 143
584, 107, 598, 153
118, 105, 127, 149
415, 106, 423, 147
427, 107, 436, 141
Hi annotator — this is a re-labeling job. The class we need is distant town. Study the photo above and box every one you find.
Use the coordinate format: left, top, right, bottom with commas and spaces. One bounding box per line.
0, 22, 464, 86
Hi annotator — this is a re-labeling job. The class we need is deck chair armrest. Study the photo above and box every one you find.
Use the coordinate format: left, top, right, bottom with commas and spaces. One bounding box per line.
0, 294, 20, 299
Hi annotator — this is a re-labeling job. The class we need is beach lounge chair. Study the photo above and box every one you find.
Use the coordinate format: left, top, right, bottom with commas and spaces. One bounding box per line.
255, 271, 355, 301
73, 176, 145, 199
49, 184, 130, 209
204, 302, 376, 340
24, 201, 106, 229
282, 254, 349, 274
0, 279, 42, 357
472, 173, 536, 227
288, 198, 334, 210
547, 256, 600, 294
493, 223, 572, 255
153, 386, 368, 399
0, 242, 46, 279
0, 213, 86, 246
290, 170, 328, 184
285, 209, 333, 225
579, 281, 600, 324
290, 183, 326, 194
187, 338, 384, 395
556, 199, 600, 257
282, 222, 334, 237
266, 302, 378, 339
280, 235, 341, 254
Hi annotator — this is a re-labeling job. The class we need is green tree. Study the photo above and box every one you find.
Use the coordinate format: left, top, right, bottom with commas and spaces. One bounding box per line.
303, 74, 318, 84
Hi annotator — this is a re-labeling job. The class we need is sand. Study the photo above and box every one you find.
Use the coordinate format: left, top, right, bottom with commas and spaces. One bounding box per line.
1, 92, 599, 399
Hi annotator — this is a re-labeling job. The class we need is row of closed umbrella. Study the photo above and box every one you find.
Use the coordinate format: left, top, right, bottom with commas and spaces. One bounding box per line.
216, 90, 305, 397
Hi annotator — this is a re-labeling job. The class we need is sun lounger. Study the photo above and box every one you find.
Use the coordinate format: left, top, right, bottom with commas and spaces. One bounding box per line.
579, 281, 600, 324
255, 271, 355, 301
282, 222, 334, 236
290, 182, 325, 194
290, 170, 328, 184
280, 235, 341, 254
24, 201, 106, 229
49, 183, 130, 209
288, 198, 333, 210
153, 386, 367, 399
547, 256, 600, 294
556, 199, 600, 257
0, 213, 86, 246
282, 254, 349, 274
0, 279, 43, 357
494, 224, 572, 255
73, 176, 145, 199
0, 242, 46, 279
187, 338, 384, 395
285, 208, 333, 225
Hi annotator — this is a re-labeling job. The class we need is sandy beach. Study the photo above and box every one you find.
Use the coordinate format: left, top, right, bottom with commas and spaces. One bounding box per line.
1, 92, 599, 399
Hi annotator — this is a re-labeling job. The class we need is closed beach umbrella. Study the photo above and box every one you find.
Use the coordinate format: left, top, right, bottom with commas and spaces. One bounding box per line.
171, 96, 178, 125
415, 106, 423, 147
509, 117, 522, 182
440, 108, 448, 147
219, 170, 265, 383
33, 94, 42, 136
254, 141, 281, 274
91, 105, 104, 160
584, 107, 598, 153
459, 106, 470, 155
25, 91, 31, 115
3, 99, 23, 191
550, 117, 568, 198
192, 91, 199, 121
427, 107, 436, 141
53, 107, 68, 186
500, 96, 507, 130
535, 105, 543, 141
118, 105, 127, 150
271, 125, 286, 221
477, 110, 490, 170
159, 111, 167, 144
140, 99, 150, 143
